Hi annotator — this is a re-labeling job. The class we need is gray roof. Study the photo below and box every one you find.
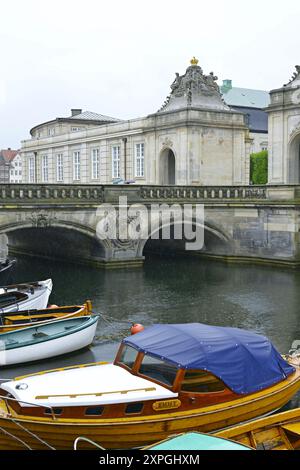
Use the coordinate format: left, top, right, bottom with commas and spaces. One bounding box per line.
68, 111, 120, 122
231, 106, 268, 133
222, 86, 270, 109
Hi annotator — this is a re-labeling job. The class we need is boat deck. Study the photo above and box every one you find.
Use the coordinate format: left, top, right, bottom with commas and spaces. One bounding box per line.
1, 364, 178, 407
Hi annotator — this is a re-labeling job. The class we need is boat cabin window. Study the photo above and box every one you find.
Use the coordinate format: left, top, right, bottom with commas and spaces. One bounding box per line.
85, 406, 104, 416
138, 354, 178, 387
181, 370, 225, 393
118, 345, 139, 370
44, 407, 63, 416
125, 402, 144, 414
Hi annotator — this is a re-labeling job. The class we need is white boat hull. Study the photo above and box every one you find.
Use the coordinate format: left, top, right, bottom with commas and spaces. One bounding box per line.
0, 317, 98, 366
0, 279, 53, 313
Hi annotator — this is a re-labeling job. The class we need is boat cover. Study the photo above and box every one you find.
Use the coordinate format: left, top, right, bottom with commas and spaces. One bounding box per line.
123, 324, 295, 395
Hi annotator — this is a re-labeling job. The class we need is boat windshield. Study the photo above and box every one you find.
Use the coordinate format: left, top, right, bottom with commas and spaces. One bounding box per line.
138, 354, 178, 388
118, 345, 139, 370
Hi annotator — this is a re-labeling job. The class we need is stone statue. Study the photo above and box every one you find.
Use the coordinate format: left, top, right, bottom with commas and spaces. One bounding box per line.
285, 66, 300, 87
171, 73, 182, 92
206, 72, 219, 91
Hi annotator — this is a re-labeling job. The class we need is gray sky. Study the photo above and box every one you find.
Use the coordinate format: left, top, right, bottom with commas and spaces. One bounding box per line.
1, 0, 300, 149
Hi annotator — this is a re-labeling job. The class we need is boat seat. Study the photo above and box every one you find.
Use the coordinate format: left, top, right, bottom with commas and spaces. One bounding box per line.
5, 339, 19, 346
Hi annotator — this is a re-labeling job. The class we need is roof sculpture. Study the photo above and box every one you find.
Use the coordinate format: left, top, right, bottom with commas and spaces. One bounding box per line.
158, 58, 231, 113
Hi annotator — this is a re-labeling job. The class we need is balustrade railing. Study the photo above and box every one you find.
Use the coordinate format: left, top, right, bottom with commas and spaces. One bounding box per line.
0, 185, 104, 203
0, 184, 297, 204
139, 186, 267, 201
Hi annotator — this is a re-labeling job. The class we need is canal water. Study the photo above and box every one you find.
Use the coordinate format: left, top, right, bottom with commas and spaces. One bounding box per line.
2, 254, 300, 410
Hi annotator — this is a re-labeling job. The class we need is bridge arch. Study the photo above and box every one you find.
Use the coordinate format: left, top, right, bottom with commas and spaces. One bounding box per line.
137, 218, 231, 259
0, 220, 110, 267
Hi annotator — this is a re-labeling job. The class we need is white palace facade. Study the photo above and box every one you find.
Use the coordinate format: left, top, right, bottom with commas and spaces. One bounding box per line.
20, 58, 258, 187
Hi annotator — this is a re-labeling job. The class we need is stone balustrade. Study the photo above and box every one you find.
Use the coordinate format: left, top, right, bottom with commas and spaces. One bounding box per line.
0, 184, 299, 205
139, 186, 268, 201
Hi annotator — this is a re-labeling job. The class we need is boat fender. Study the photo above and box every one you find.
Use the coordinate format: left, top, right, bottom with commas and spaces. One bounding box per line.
48, 304, 59, 309
130, 324, 145, 335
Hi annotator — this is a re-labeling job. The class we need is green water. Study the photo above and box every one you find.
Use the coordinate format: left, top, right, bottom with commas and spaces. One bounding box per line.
2, 254, 300, 410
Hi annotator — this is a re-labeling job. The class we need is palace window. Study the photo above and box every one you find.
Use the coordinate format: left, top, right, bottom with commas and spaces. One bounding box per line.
42, 155, 49, 182
28, 156, 35, 183
135, 143, 144, 178
73, 151, 81, 181
56, 153, 64, 182
112, 146, 120, 179
91, 148, 100, 180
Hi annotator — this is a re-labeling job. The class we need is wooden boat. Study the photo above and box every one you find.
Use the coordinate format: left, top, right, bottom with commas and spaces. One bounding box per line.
143, 431, 252, 451
0, 259, 16, 286
214, 407, 300, 450
0, 323, 298, 450
0, 301, 93, 333
0, 315, 99, 366
0, 279, 52, 313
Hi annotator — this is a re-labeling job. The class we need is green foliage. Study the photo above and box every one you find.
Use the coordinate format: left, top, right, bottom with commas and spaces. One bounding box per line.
250, 150, 268, 185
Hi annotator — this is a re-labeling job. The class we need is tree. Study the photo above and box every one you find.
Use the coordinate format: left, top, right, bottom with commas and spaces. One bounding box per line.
250, 150, 268, 185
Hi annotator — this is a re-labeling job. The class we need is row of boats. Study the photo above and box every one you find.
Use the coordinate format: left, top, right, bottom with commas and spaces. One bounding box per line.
0, 278, 99, 365
0, 276, 300, 450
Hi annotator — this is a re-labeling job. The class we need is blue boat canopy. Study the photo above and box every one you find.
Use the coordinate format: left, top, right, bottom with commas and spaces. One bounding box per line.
123, 324, 295, 395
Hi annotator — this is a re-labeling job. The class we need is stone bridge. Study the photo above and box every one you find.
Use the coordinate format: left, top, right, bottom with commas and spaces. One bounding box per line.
0, 184, 300, 268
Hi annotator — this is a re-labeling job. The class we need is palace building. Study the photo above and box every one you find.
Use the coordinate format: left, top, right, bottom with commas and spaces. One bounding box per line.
20, 58, 258, 186
267, 66, 300, 184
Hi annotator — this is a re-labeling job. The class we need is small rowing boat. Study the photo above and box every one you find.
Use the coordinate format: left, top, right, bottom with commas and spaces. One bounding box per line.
0, 315, 99, 366
0, 279, 52, 313
0, 323, 298, 449
0, 301, 93, 333
214, 407, 300, 450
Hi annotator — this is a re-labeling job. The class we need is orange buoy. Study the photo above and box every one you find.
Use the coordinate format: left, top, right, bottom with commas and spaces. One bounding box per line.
130, 324, 145, 335
48, 304, 59, 309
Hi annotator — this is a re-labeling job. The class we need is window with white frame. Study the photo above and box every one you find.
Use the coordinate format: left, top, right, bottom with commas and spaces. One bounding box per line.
135, 143, 144, 177
73, 151, 81, 181
56, 153, 64, 182
112, 146, 120, 179
42, 155, 49, 182
91, 148, 100, 180
28, 156, 35, 183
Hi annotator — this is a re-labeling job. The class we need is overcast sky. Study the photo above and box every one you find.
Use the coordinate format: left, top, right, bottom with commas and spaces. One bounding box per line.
1, 0, 300, 149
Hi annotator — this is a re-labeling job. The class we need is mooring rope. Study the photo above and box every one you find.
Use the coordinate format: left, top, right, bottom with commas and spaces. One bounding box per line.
8, 417, 56, 450
0, 425, 33, 450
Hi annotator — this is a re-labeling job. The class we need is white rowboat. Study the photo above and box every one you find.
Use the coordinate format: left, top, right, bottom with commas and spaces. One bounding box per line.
0, 315, 99, 366
0, 279, 53, 313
